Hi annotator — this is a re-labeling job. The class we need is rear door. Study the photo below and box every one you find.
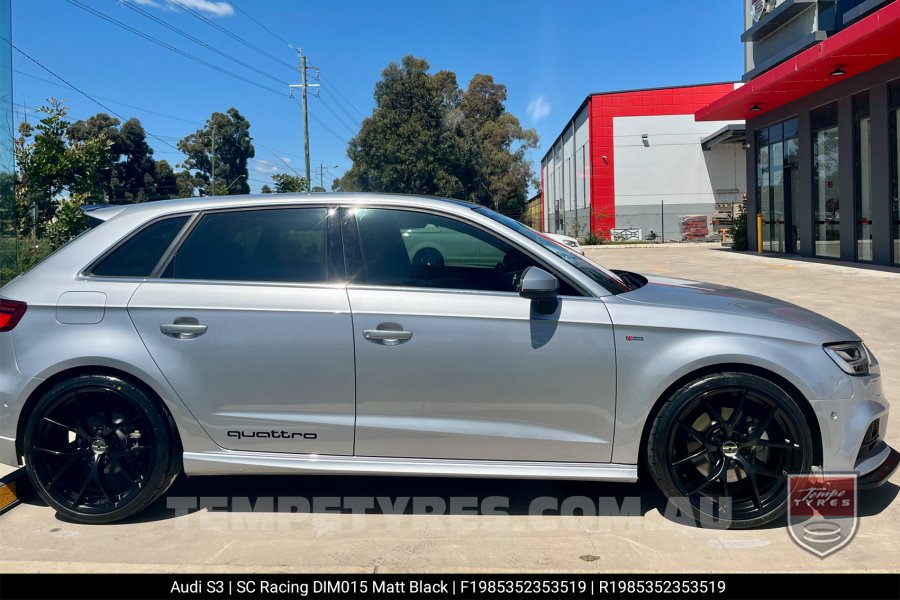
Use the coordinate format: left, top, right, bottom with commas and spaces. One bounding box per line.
127, 206, 356, 455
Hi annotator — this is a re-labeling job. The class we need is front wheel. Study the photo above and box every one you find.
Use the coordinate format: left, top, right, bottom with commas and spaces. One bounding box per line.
647, 372, 813, 529
24, 375, 180, 524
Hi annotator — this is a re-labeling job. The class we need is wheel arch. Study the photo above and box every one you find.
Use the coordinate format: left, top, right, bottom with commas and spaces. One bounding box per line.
15, 364, 183, 460
637, 363, 824, 472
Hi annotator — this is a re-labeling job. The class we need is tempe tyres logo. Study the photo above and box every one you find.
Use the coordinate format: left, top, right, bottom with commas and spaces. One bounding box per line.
787, 474, 858, 558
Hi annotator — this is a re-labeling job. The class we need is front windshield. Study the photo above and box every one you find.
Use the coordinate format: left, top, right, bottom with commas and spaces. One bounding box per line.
473, 206, 631, 294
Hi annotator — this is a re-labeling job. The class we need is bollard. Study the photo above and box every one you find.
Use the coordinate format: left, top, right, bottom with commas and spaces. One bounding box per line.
757, 213, 763, 254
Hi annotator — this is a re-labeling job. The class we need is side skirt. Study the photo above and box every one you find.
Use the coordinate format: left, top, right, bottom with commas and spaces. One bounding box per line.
183, 451, 638, 482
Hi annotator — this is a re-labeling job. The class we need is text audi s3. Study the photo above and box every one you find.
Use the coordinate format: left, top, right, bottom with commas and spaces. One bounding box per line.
0, 193, 896, 527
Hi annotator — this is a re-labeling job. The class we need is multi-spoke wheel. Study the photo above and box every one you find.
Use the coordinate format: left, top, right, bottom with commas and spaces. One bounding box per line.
647, 372, 813, 529
24, 375, 180, 524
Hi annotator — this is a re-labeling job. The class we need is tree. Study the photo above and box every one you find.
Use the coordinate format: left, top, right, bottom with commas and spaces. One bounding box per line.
336, 56, 538, 214
271, 173, 308, 193
153, 159, 178, 199
338, 56, 469, 198
178, 108, 254, 196
15, 99, 113, 236
260, 184, 272, 194
459, 74, 539, 213
45, 195, 89, 250
69, 114, 163, 203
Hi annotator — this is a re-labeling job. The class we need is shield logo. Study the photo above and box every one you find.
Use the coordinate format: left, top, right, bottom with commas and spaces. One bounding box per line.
787, 473, 858, 558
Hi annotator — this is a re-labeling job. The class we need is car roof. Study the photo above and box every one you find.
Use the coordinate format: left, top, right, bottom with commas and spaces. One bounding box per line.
88, 193, 483, 222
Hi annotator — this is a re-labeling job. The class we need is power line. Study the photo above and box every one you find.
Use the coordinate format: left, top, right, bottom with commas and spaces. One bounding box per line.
314, 93, 358, 136
226, 2, 368, 122
169, 0, 296, 73
291, 96, 349, 145
11, 68, 203, 125
319, 74, 366, 119
255, 140, 307, 180
9, 40, 183, 154
320, 86, 361, 128
64, 0, 285, 97
230, 1, 294, 49
62, 0, 350, 148
119, 0, 287, 87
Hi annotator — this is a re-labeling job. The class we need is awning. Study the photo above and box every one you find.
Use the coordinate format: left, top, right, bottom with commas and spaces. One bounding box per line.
701, 124, 746, 150
696, 1, 900, 122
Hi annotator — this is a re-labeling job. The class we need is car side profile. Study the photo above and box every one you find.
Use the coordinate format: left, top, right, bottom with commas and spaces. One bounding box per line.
0, 193, 896, 527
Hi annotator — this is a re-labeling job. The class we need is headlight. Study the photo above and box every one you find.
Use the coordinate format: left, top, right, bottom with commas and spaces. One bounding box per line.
823, 342, 870, 375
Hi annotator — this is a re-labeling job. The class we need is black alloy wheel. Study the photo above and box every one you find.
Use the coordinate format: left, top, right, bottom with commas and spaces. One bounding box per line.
24, 375, 179, 524
647, 372, 813, 529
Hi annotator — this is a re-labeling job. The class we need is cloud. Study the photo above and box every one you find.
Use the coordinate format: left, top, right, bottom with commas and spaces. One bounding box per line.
143, 0, 235, 17
252, 159, 280, 175
526, 95, 551, 122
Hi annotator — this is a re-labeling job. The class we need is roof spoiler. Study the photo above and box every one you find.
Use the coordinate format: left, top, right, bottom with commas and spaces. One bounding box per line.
81, 204, 127, 228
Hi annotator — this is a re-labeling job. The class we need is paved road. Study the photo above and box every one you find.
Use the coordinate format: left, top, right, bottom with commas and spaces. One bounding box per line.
1, 246, 897, 573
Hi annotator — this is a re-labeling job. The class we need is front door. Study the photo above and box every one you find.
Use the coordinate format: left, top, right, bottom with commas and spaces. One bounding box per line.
128, 206, 355, 455
345, 207, 617, 463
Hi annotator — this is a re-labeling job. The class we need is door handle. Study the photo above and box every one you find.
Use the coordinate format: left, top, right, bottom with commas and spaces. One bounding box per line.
363, 323, 412, 346
160, 317, 208, 339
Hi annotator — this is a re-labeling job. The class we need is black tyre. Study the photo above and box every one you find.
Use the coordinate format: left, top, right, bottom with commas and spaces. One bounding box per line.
24, 374, 180, 524
412, 247, 444, 268
647, 372, 813, 529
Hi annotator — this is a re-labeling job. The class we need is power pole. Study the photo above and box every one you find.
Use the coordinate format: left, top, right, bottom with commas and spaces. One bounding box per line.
210, 126, 216, 196
318, 162, 339, 191
289, 49, 319, 190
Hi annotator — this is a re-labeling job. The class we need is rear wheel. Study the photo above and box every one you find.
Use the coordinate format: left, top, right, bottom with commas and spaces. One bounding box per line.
647, 372, 813, 529
24, 375, 179, 524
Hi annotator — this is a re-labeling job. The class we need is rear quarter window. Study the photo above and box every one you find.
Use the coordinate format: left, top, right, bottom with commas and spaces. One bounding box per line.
91, 216, 190, 277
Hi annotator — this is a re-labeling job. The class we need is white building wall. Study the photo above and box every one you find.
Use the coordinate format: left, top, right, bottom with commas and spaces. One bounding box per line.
543, 103, 590, 235
613, 114, 746, 239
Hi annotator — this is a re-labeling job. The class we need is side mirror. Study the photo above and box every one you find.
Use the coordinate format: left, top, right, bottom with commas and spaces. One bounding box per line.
518, 266, 559, 301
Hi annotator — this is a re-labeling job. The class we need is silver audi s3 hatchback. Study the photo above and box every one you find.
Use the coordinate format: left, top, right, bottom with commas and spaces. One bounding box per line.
1, 193, 896, 527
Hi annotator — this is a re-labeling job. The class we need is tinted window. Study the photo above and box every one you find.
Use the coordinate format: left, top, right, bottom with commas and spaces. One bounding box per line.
474, 207, 632, 294
353, 208, 580, 295
164, 208, 330, 283
92, 216, 189, 277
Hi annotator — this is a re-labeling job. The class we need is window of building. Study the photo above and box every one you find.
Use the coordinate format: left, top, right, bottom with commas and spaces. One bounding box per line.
854, 93, 872, 262
163, 208, 330, 283
891, 81, 900, 265
812, 103, 840, 259
92, 215, 190, 277
756, 117, 797, 253
784, 118, 800, 253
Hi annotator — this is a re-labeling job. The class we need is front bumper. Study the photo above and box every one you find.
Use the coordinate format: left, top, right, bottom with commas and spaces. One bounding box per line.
813, 370, 894, 483
859, 446, 900, 489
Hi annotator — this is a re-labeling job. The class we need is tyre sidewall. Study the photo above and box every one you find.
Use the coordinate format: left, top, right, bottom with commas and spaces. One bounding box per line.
24, 374, 177, 524
647, 371, 813, 529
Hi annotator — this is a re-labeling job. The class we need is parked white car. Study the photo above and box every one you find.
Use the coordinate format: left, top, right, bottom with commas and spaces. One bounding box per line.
545, 233, 584, 254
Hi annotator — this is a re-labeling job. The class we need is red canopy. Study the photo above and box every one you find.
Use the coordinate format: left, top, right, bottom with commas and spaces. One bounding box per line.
696, 2, 900, 121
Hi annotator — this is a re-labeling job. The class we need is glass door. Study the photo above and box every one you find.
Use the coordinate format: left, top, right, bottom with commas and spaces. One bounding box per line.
812, 103, 840, 259
854, 94, 872, 262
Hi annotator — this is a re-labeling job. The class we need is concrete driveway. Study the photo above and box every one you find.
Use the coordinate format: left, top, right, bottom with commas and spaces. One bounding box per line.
0, 246, 897, 573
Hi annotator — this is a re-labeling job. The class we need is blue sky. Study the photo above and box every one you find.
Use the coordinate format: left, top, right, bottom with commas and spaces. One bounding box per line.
10, 0, 745, 193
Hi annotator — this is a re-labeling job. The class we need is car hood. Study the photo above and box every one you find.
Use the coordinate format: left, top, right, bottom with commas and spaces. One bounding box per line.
612, 274, 858, 343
